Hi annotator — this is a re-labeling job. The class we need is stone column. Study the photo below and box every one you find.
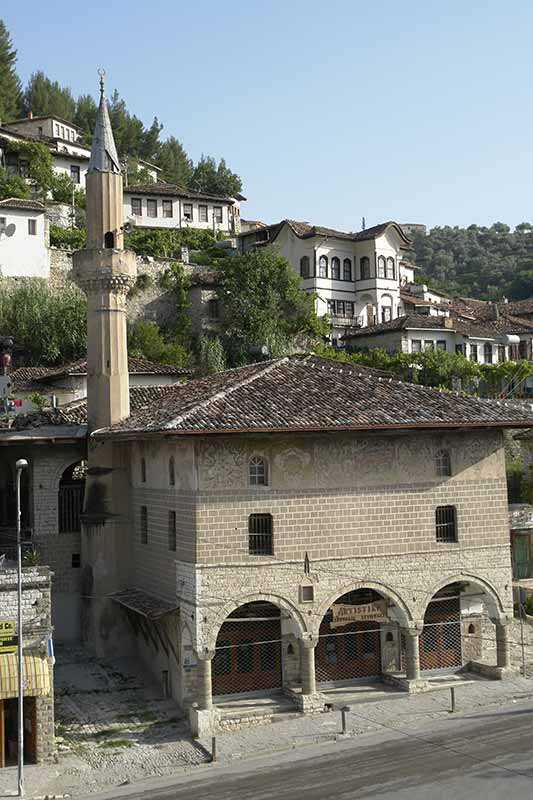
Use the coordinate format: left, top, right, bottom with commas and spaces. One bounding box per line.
404, 628, 422, 681
300, 640, 317, 696
495, 619, 511, 670
196, 654, 213, 710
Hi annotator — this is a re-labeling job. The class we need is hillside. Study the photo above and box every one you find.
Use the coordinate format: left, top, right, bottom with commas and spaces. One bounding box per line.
410, 223, 533, 301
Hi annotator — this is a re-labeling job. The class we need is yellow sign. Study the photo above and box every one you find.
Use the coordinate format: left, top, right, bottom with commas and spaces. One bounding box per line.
0, 620, 17, 654
331, 601, 389, 628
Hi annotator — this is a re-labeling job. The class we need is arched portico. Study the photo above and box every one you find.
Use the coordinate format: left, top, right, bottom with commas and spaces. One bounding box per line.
207, 595, 308, 700
314, 585, 411, 686
415, 577, 512, 677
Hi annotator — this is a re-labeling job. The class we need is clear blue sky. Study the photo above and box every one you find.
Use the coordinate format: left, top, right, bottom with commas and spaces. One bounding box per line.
4, 1, 532, 231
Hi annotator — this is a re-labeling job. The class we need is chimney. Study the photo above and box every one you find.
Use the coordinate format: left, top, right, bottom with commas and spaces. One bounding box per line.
443, 317, 454, 329
27, 111, 33, 119
488, 302, 499, 320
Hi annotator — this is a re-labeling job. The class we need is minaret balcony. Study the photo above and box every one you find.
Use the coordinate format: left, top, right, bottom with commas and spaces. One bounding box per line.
72, 247, 137, 293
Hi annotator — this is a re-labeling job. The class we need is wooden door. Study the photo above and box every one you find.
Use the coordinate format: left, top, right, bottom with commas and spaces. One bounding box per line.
420, 598, 462, 671
212, 619, 282, 696
512, 533, 532, 580
316, 620, 381, 682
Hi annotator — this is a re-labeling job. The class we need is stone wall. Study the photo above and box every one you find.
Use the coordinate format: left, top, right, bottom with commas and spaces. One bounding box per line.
0, 566, 55, 762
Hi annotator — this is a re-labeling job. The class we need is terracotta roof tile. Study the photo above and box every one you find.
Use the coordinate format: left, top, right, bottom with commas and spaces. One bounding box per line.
92, 354, 533, 436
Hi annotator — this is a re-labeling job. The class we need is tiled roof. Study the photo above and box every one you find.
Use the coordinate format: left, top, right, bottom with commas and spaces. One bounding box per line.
12, 385, 173, 429
0, 198, 45, 212
91, 354, 533, 436
10, 357, 192, 389
239, 219, 412, 246
344, 313, 529, 340
501, 299, 533, 316
124, 182, 234, 203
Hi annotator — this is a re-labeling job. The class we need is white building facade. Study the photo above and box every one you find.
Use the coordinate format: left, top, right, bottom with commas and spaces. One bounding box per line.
239, 220, 413, 344
0, 198, 50, 278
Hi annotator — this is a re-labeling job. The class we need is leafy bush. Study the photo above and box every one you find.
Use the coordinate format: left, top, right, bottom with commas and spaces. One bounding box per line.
128, 320, 188, 367
125, 227, 216, 258
199, 336, 226, 373
49, 224, 86, 250
0, 280, 86, 365
0, 168, 30, 200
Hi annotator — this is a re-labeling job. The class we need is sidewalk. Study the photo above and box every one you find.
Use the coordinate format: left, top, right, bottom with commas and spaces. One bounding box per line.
2, 662, 533, 799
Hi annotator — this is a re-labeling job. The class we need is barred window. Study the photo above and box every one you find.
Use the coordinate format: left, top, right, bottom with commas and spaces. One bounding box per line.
169, 456, 175, 486
140, 505, 148, 544
435, 505, 457, 543
140, 457, 146, 483
436, 449, 451, 477
168, 510, 176, 551
249, 513, 273, 555
249, 456, 268, 486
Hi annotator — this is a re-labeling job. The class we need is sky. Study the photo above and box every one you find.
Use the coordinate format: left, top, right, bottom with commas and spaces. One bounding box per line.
4, 1, 533, 231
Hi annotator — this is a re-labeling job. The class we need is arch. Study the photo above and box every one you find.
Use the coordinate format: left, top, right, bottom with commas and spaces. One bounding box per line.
316, 580, 413, 636
435, 448, 451, 477
377, 255, 386, 278
318, 255, 328, 278
380, 293, 393, 323
249, 454, 268, 486
331, 256, 341, 280
104, 231, 115, 249
58, 459, 86, 533
419, 573, 506, 622
206, 592, 309, 653
386, 256, 395, 279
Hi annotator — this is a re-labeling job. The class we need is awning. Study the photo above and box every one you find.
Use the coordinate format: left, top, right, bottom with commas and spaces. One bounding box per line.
111, 589, 178, 620
0, 652, 50, 699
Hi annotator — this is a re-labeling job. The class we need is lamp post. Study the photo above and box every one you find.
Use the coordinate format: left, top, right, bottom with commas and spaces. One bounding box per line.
15, 458, 28, 798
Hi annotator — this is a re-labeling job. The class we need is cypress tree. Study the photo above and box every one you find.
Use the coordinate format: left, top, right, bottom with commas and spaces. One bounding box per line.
0, 20, 22, 122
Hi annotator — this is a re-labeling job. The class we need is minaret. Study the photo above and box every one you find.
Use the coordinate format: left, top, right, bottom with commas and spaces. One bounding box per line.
73, 73, 136, 656
73, 71, 136, 432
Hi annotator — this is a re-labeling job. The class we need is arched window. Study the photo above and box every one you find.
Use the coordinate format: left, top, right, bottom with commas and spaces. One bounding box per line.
58, 460, 86, 534
140, 457, 146, 483
249, 456, 268, 486
435, 449, 451, 477
300, 256, 310, 279
377, 256, 386, 278
360, 257, 371, 280
343, 258, 352, 281
331, 257, 340, 280
483, 342, 493, 364
169, 456, 175, 486
386, 257, 395, 279
104, 231, 115, 249
318, 255, 328, 278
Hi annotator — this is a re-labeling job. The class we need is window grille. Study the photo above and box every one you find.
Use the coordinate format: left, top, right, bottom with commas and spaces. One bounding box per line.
169, 456, 175, 486
435, 449, 451, 477
249, 456, 268, 486
168, 510, 176, 551
58, 483, 84, 533
249, 513, 273, 555
435, 505, 457, 543
140, 505, 148, 544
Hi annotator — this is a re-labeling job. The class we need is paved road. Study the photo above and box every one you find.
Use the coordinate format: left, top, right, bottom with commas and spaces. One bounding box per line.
88, 705, 533, 800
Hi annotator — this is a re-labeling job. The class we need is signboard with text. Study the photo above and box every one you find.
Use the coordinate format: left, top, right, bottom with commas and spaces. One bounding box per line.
331, 601, 389, 628
0, 619, 18, 653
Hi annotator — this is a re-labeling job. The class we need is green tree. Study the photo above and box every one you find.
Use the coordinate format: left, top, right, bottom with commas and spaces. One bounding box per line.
128, 320, 188, 366
0, 20, 21, 121
191, 155, 243, 196
218, 247, 328, 362
199, 336, 226, 373
160, 261, 191, 345
2, 140, 54, 199
0, 281, 86, 365
74, 93, 98, 144
156, 136, 193, 186
0, 167, 30, 200
22, 71, 76, 119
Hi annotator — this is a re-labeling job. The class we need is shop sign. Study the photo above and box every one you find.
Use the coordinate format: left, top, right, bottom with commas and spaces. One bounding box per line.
331, 601, 389, 628
0, 619, 18, 653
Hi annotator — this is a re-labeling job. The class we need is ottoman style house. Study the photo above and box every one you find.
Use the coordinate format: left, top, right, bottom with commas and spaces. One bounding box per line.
2, 76, 533, 739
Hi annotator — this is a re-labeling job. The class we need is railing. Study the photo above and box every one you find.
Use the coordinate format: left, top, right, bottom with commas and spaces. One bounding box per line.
58, 483, 84, 533
0, 526, 33, 563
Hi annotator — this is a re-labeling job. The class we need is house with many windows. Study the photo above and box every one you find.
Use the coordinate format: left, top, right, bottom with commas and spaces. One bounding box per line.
123, 182, 243, 236
238, 219, 414, 345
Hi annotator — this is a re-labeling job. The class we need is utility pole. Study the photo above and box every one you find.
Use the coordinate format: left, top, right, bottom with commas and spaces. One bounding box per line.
16, 458, 28, 797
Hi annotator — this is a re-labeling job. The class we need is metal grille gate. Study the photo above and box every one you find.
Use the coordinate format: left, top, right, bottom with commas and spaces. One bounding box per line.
212, 606, 282, 696
420, 596, 462, 671
316, 622, 382, 683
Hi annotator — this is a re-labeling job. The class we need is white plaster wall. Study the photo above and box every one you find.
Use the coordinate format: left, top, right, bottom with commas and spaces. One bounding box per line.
0, 208, 50, 277
52, 154, 89, 189
124, 194, 232, 234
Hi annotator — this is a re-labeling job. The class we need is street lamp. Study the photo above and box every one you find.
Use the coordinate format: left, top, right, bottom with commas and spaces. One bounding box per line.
15, 458, 28, 798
